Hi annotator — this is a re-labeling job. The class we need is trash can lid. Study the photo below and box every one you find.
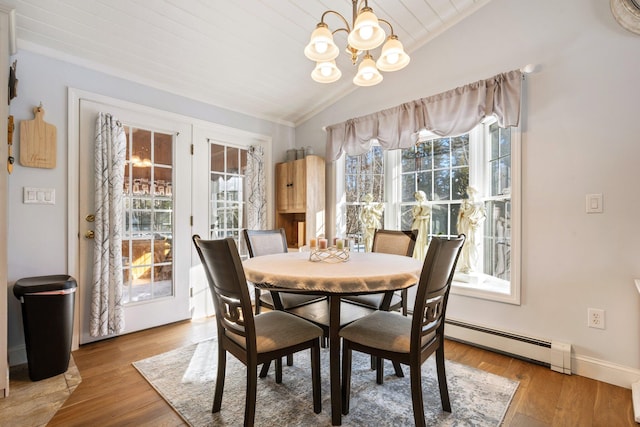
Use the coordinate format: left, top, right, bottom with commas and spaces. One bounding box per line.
13, 275, 77, 298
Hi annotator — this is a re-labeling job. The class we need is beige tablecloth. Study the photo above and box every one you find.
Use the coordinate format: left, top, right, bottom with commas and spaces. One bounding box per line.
243, 251, 422, 294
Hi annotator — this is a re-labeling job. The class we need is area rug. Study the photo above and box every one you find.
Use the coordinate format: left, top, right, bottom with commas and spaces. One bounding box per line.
133, 337, 518, 426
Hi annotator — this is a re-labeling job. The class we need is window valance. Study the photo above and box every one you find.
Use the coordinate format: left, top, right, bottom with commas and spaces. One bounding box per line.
325, 69, 522, 161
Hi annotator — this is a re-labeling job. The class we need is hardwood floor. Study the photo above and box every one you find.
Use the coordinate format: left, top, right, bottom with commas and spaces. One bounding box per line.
47, 316, 636, 426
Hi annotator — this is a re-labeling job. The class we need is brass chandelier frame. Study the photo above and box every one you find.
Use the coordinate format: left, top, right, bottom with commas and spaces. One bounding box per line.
304, 0, 411, 86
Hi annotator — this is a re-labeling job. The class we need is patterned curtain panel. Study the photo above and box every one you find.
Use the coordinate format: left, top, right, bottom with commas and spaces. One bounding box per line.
246, 145, 266, 230
90, 112, 126, 337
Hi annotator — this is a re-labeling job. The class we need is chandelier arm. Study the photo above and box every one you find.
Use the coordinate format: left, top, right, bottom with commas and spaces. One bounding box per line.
332, 27, 350, 37
320, 10, 351, 33
378, 18, 395, 36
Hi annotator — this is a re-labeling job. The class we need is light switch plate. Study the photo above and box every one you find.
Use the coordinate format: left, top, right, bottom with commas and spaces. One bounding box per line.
24, 187, 55, 205
585, 193, 603, 213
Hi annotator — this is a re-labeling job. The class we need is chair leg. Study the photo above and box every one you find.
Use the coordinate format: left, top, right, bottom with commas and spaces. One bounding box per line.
259, 360, 270, 378
436, 345, 451, 412
254, 288, 261, 315
401, 288, 408, 316
393, 361, 405, 378
341, 341, 352, 415
275, 357, 283, 384
213, 347, 226, 413
374, 359, 403, 384
311, 341, 322, 414
245, 365, 258, 427
376, 356, 384, 384
410, 362, 426, 427
286, 354, 293, 366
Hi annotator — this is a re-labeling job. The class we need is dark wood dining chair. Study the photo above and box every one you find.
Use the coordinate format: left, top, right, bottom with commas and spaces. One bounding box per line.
192, 235, 323, 426
342, 229, 418, 380
243, 228, 327, 374
342, 229, 418, 315
243, 228, 325, 315
339, 235, 465, 427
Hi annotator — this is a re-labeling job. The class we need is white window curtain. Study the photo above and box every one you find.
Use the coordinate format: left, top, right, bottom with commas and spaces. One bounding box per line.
90, 112, 126, 337
325, 70, 522, 161
245, 145, 266, 230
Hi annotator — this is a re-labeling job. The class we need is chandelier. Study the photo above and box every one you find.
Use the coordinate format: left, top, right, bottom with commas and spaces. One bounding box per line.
304, 0, 410, 87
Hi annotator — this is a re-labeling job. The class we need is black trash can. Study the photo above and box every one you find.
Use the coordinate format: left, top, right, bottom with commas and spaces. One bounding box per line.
13, 274, 77, 381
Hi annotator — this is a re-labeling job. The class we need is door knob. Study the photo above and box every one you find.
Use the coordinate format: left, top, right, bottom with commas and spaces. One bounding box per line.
85, 214, 95, 222
85, 230, 95, 239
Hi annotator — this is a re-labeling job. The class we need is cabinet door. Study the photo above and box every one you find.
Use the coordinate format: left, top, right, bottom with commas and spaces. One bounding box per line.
290, 159, 306, 211
275, 162, 290, 211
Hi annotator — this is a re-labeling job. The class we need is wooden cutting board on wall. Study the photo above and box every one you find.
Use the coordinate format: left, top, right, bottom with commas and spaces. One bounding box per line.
20, 106, 57, 168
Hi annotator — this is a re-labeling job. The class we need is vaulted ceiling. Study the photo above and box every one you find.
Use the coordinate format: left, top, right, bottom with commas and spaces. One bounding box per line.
4, 0, 491, 125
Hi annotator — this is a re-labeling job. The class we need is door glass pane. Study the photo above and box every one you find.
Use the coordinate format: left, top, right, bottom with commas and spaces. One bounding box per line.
209, 143, 248, 251
122, 126, 174, 304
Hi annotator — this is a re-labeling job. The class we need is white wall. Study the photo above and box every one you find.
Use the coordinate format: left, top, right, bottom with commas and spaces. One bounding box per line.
7, 0, 640, 386
6, 50, 294, 362
296, 0, 640, 375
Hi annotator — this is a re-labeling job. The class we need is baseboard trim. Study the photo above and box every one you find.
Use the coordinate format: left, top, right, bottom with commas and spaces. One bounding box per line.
445, 318, 640, 389
8, 344, 26, 367
573, 354, 640, 389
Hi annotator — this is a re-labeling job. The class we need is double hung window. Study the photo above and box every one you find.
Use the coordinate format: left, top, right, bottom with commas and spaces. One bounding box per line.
337, 119, 520, 304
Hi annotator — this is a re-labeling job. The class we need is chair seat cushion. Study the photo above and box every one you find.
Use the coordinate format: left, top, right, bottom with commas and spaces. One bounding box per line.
339, 311, 434, 353
259, 291, 325, 309
227, 310, 323, 353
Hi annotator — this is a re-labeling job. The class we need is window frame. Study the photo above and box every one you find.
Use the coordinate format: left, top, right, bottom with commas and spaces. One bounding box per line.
334, 121, 521, 305
449, 120, 521, 305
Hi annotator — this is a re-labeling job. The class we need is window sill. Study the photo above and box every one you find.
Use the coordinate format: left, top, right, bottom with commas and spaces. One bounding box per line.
451, 273, 519, 305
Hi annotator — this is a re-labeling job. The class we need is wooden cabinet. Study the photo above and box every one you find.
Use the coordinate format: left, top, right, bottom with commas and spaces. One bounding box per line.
275, 155, 325, 249
276, 158, 306, 212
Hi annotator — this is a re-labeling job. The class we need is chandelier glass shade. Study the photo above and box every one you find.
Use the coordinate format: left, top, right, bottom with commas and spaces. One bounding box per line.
311, 60, 342, 83
304, 0, 410, 87
304, 23, 340, 62
347, 7, 386, 51
376, 35, 410, 72
353, 54, 383, 86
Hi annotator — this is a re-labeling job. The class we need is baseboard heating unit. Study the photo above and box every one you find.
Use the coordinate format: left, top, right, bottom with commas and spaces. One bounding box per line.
444, 319, 572, 374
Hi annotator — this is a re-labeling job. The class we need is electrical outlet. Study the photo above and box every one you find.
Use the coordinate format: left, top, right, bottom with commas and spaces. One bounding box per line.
588, 308, 605, 329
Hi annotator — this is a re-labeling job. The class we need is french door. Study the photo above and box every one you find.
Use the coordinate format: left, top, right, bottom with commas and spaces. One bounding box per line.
189, 126, 272, 318
77, 99, 192, 344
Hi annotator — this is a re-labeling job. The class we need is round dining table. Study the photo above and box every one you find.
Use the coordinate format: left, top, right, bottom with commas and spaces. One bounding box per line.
243, 250, 423, 426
